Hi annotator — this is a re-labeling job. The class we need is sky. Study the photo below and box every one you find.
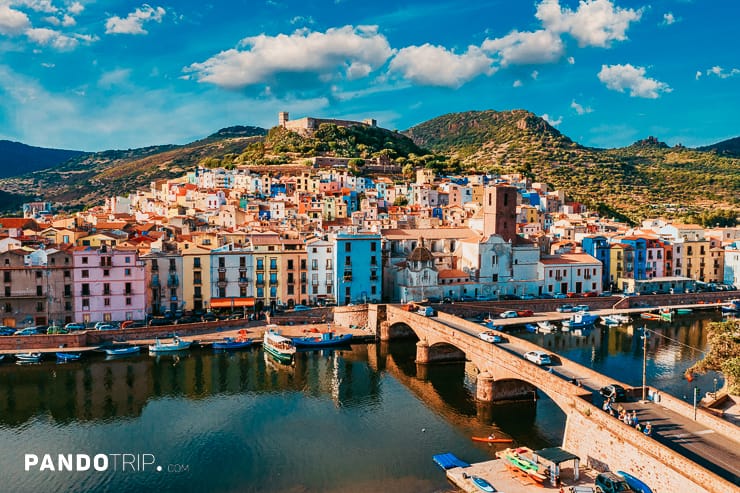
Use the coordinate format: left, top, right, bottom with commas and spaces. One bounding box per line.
0, 0, 737, 151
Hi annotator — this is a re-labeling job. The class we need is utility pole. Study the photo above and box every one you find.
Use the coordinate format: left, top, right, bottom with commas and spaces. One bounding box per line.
642, 326, 648, 402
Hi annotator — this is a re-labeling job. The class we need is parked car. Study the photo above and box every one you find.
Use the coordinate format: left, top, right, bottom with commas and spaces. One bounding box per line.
442, 297, 453, 304
520, 293, 536, 300
201, 313, 217, 322
479, 331, 502, 343
96, 324, 118, 331
475, 295, 493, 301
500, 294, 520, 300
583, 291, 598, 297
594, 472, 636, 493
500, 310, 518, 318
425, 296, 441, 303
460, 295, 475, 302
516, 309, 534, 317
556, 304, 575, 313
64, 322, 87, 331
292, 304, 311, 311
0, 326, 16, 336
523, 350, 552, 366
148, 317, 172, 326
599, 384, 627, 402
599, 291, 613, 297
14, 326, 44, 336
553, 293, 568, 299
417, 306, 436, 317
47, 325, 69, 334
573, 305, 591, 312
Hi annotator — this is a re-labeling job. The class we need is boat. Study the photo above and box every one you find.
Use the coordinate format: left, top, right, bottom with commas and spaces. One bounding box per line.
56, 352, 81, 362
149, 335, 192, 353
617, 471, 654, 493
432, 452, 470, 470
213, 336, 254, 350
675, 308, 693, 315
470, 475, 495, 492
104, 346, 141, 356
524, 323, 537, 333
720, 299, 740, 313
15, 353, 42, 363
496, 447, 547, 483
536, 321, 558, 333
561, 313, 598, 330
292, 331, 353, 348
658, 308, 673, 322
471, 436, 514, 443
601, 314, 630, 326
640, 313, 661, 321
263, 328, 296, 363
0, 354, 4, 362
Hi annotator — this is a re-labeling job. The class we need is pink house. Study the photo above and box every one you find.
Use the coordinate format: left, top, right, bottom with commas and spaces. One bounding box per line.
72, 246, 147, 323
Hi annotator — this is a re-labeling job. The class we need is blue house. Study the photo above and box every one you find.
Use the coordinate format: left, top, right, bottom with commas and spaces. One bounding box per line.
332, 232, 382, 305
582, 235, 611, 291
619, 237, 647, 280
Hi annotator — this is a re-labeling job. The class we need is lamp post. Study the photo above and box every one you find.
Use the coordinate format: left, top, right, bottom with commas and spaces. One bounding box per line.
641, 326, 649, 402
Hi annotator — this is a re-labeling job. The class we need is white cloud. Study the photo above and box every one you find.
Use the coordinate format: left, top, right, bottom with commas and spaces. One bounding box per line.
597, 63, 671, 98
40, 61, 54, 68
542, 113, 562, 126
185, 25, 394, 90
536, 0, 642, 48
290, 15, 314, 25
695, 70, 701, 80
105, 5, 166, 35
706, 66, 739, 79
570, 99, 593, 114
25, 26, 76, 49
67, 1, 83, 15
662, 12, 677, 25
389, 44, 493, 88
567, 56, 575, 64
98, 68, 132, 89
42, 15, 59, 25
513, 79, 522, 87
0, 5, 31, 35
13, 0, 57, 13
61, 13, 74, 26
531, 70, 539, 80
482, 29, 564, 66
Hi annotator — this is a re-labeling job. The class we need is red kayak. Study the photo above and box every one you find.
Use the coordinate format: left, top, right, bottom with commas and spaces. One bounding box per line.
471, 436, 513, 443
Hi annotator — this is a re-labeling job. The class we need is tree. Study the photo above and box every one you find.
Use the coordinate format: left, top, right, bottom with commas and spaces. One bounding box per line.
393, 196, 408, 206
686, 320, 740, 395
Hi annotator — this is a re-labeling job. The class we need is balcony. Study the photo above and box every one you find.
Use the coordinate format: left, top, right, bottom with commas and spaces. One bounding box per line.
167, 275, 179, 287
238, 277, 249, 285
343, 272, 352, 282
150, 274, 160, 287
217, 280, 228, 288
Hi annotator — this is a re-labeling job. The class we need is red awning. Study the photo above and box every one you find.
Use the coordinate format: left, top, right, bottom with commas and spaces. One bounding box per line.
209, 297, 256, 308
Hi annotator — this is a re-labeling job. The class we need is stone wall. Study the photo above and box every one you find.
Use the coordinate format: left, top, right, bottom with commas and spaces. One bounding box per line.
563, 402, 734, 493
333, 304, 369, 330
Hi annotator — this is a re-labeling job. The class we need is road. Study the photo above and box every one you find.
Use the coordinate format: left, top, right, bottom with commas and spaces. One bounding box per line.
433, 315, 740, 486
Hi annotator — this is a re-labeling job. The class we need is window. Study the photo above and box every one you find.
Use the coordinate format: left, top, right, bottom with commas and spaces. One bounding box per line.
170, 288, 177, 298
64, 285, 71, 296
270, 258, 277, 270
81, 284, 90, 296
312, 259, 318, 270
4, 303, 10, 312
257, 287, 264, 298
2, 272, 9, 282
82, 269, 89, 278
65, 301, 72, 311
125, 257, 131, 264
371, 286, 377, 295
194, 257, 201, 268
270, 286, 277, 297
37, 286, 43, 296
371, 242, 377, 252
287, 259, 294, 270
287, 285, 294, 295
36, 271, 42, 279
126, 297, 132, 306
326, 259, 333, 270
124, 268, 131, 276
104, 298, 110, 306
169, 259, 176, 270
370, 256, 377, 266
103, 283, 111, 295
269, 273, 278, 283
36, 301, 44, 312
219, 257, 225, 268
219, 287, 226, 298
64, 270, 70, 278
240, 286, 247, 297
125, 282, 132, 295
300, 259, 306, 270
104, 313, 112, 322
345, 243, 351, 252
82, 257, 88, 264
194, 287, 201, 297
4, 286, 10, 296
345, 256, 351, 266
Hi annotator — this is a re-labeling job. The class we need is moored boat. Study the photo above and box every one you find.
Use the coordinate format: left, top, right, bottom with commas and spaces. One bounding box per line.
562, 313, 598, 330
213, 337, 254, 350
536, 321, 558, 333
720, 299, 740, 313
0, 354, 4, 362
470, 475, 495, 492
658, 308, 673, 322
104, 345, 141, 356
56, 352, 82, 362
675, 308, 693, 315
292, 331, 353, 349
149, 335, 191, 353
601, 314, 630, 326
15, 352, 42, 363
641, 313, 661, 321
263, 327, 296, 363
496, 447, 547, 483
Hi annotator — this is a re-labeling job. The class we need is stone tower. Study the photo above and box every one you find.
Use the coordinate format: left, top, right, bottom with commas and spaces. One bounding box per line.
483, 185, 517, 242
278, 112, 289, 127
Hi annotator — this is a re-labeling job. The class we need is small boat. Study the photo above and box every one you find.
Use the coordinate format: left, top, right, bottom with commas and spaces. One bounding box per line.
149, 335, 192, 353
471, 436, 514, 443
658, 308, 673, 322
536, 321, 558, 333
720, 300, 740, 313
470, 475, 495, 492
601, 314, 630, 326
641, 313, 661, 321
0, 354, 5, 362
675, 308, 693, 315
263, 327, 296, 363
213, 337, 253, 350
562, 313, 598, 330
524, 323, 537, 333
292, 331, 353, 348
496, 447, 547, 483
56, 352, 81, 362
617, 471, 654, 493
15, 353, 42, 363
104, 346, 141, 356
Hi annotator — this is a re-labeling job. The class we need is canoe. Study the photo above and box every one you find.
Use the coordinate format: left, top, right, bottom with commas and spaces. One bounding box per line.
471, 475, 495, 492
471, 436, 513, 443
617, 471, 653, 493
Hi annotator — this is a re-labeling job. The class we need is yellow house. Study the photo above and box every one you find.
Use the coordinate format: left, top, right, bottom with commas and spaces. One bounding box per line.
179, 240, 212, 313
609, 243, 634, 289
76, 232, 122, 247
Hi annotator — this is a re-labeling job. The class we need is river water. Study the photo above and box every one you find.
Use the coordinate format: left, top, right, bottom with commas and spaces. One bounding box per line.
0, 312, 724, 493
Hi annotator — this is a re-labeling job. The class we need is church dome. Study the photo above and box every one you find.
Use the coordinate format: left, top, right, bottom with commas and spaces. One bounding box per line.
408, 245, 433, 263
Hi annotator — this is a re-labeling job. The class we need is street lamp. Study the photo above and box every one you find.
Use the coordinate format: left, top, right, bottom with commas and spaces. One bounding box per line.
641, 326, 650, 402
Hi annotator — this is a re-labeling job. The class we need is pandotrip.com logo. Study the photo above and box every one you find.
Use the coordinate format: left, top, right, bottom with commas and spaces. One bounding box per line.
24, 453, 189, 473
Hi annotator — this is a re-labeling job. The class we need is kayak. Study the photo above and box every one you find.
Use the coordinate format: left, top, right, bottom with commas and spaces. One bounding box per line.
471, 436, 513, 443
471, 475, 495, 492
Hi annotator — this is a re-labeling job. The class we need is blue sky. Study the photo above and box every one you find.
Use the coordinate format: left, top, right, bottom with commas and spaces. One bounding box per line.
0, 0, 737, 151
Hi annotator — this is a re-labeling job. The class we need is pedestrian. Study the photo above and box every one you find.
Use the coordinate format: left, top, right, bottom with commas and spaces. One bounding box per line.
631, 410, 638, 427
635, 423, 642, 432
644, 422, 652, 436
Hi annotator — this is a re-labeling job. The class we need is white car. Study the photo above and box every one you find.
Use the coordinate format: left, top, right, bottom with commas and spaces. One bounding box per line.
523, 350, 552, 366
500, 310, 518, 318
479, 331, 502, 344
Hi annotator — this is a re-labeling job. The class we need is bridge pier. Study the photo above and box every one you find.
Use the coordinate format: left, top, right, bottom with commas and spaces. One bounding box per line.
476, 372, 495, 402
415, 340, 430, 364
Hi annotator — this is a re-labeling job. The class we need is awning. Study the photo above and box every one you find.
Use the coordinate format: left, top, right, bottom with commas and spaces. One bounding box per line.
534, 447, 579, 465
209, 297, 256, 308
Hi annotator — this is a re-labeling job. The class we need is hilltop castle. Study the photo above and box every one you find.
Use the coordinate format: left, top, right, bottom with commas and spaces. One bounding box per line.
278, 112, 377, 136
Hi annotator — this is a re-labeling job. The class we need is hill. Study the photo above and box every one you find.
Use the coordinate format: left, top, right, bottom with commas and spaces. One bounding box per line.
698, 136, 740, 158
0, 140, 85, 178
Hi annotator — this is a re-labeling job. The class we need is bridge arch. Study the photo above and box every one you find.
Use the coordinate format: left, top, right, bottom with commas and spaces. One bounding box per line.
386, 321, 419, 340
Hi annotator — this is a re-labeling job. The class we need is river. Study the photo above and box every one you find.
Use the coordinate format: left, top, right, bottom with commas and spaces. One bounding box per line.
0, 312, 724, 493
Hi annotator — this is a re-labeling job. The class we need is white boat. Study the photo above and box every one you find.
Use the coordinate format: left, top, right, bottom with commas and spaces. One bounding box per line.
536, 321, 558, 333
263, 327, 296, 363
149, 335, 191, 353
562, 313, 599, 330
15, 352, 42, 363
601, 314, 630, 326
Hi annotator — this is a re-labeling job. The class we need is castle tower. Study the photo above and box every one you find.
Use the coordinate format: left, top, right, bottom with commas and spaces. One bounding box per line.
278, 112, 289, 127
483, 185, 517, 242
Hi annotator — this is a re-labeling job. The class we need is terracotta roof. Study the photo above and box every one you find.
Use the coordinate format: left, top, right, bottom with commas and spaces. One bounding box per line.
438, 269, 468, 279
